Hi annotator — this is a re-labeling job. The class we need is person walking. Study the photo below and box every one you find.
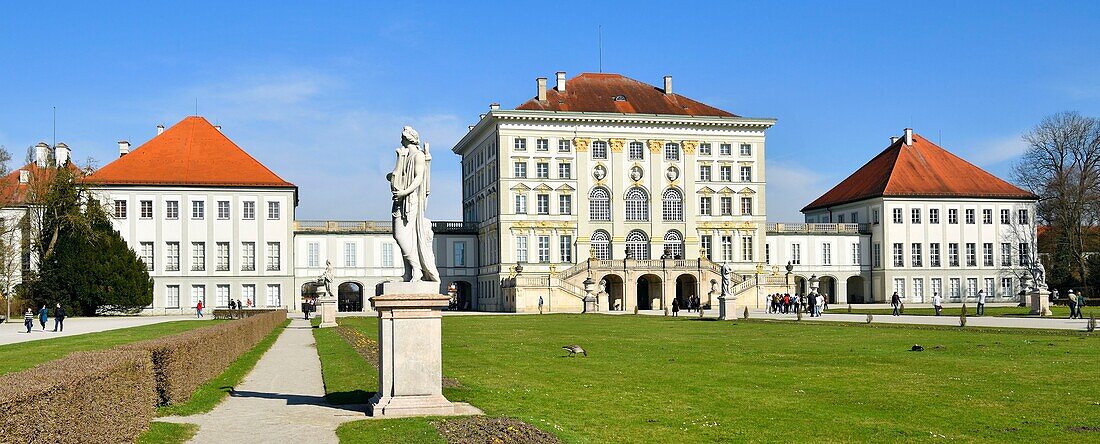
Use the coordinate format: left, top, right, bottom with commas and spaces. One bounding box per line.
23, 308, 33, 333
932, 292, 943, 316
1067, 290, 1078, 319
53, 303, 66, 332
538, 296, 544, 315
815, 293, 825, 317
196, 300, 204, 318
671, 298, 680, 317
891, 292, 901, 316
976, 290, 986, 316
1076, 290, 1086, 319
38, 305, 48, 331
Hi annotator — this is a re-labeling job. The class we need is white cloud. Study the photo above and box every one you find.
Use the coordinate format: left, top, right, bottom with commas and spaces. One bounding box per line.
966, 134, 1028, 167
765, 161, 830, 222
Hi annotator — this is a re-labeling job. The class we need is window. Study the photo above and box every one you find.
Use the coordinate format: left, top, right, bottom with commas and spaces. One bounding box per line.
191, 242, 206, 271
536, 194, 549, 215
191, 285, 206, 308
719, 143, 732, 156
558, 163, 571, 179
912, 208, 921, 224
1000, 209, 1011, 224
241, 284, 255, 307
948, 208, 958, 224
514, 162, 527, 178
217, 285, 230, 308
930, 243, 941, 267
872, 209, 880, 224
851, 243, 860, 265
591, 231, 610, 260
983, 243, 994, 266
663, 230, 684, 258
699, 197, 712, 216
589, 188, 611, 221
140, 200, 153, 219
1018, 242, 1029, 265
739, 143, 752, 156
791, 243, 801, 265
966, 243, 977, 266
166, 285, 180, 309
662, 189, 683, 221
140, 242, 154, 271
592, 141, 608, 159
1018, 209, 1029, 225
739, 166, 752, 182
983, 209, 993, 224
382, 243, 394, 268
218, 201, 230, 220
850, 212, 858, 223
722, 236, 734, 261
911, 243, 922, 267
765, 244, 771, 264
741, 197, 753, 215
243, 201, 255, 220
559, 194, 572, 215
454, 242, 465, 266
114, 200, 127, 218
893, 243, 904, 267
699, 165, 711, 181
536, 138, 548, 151
1001, 278, 1014, 298
514, 193, 529, 214
720, 197, 733, 216
241, 242, 255, 271
516, 236, 528, 263
913, 278, 924, 301
266, 242, 281, 271
701, 235, 713, 259
514, 138, 527, 151
216, 242, 229, 271
267, 202, 280, 220
894, 278, 905, 300
625, 188, 649, 221
537, 236, 550, 263
742, 236, 754, 261
558, 139, 571, 152
166, 201, 179, 220
966, 278, 978, 299
536, 162, 549, 179
965, 209, 975, 224
699, 143, 711, 155
822, 242, 831, 265
873, 243, 882, 268
345, 242, 357, 267
929, 208, 940, 224
1001, 243, 1012, 266
720, 166, 732, 182
559, 235, 572, 263
267, 284, 281, 307
948, 243, 960, 267
626, 230, 650, 260
192, 200, 205, 219
931, 278, 942, 300
984, 278, 995, 299
664, 143, 680, 161
892, 208, 903, 224
307, 242, 320, 267
949, 278, 961, 299
837, 214, 845, 223
628, 141, 644, 160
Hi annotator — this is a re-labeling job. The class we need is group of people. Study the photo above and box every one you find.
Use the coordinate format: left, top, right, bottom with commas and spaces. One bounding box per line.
194, 298, 253, 318
766, 292, 827, 317
22, 303, 66, 333
669, 295, 702, 316
1066, 289, 1088, 319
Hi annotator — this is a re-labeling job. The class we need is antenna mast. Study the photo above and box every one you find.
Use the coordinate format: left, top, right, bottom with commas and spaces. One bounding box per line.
598, 25, 603, 73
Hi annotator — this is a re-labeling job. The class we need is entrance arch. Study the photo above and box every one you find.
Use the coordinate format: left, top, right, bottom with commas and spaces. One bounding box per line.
338, 282, 363, 312
675, 274, 698, 310
793, 275, 808, 295
818, 276, 838, 303
636, 274, 662, 310
453, 280, 473, 310
846, 276, 866, 303
600, 274, 625, 311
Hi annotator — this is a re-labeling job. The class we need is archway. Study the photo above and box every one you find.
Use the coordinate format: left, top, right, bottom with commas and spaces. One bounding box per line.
846, 276, 866, 303
818, 276, 837, 303
675, 274, 698, 310
338, 282, 363, 312
636, 274, 662, 310
600, 274, 625, 311
453, 280, 473, 310
793, 276, 808, 296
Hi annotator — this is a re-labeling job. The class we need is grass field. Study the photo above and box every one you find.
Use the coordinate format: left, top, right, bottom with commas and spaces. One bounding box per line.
325, 315, 1099, 443
827, 305, 1082, 317
0, 320, 216, 375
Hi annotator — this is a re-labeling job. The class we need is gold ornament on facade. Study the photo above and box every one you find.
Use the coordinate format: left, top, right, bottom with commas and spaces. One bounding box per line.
647, 139, 665, 153
681, 140, 699, 154
573, 138, 590, 152
609, 139, 625, 153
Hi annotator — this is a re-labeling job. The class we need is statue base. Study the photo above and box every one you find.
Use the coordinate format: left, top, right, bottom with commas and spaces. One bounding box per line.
1029, 288, 1053, 316
367, 288, 455, 418
717, 295, 738, 320
316, 288, 337, 328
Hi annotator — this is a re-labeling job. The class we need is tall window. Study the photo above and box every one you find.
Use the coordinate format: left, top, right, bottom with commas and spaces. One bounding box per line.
983, 243, 994, 266
516, 236, 528, 263
243, 201, 255, 220
241, 242, 255, 271
892, 243, 903, 267
662, 188, 683, 221
191, 285, 206, 307
965, 209, 975, 224
514, 162, 527, 178
558, 139, 571, 152
722, 236, 734, 261
822, 243, 832, 265
628, 141, 644, 160
266, 242, 281, 271
948, 208, 958, 224
929, 208, 940, 224
1001, 243, 1012, 266
720, 166, 732, 182
114, 200, 127, 218
664, 143, 680, 161
851, 243, 860, 265
701, 235, 713, 259
345, 242, 357, 267
454, 242, 465, 266
558, 163, 571, 179
983, 209, 993, 224
663, 230, 684, 258
930, 243, 941, 267
559, 235, 572, 263
191, 242, 206, 271
591, 230, 610, 260
166, 285, 180, 309
949, 278, 961, 299
948, 243, 960, 267
873, 243, 881, 268
515, 194, 527, 214
931, 278, 942, 299
192, 200, 205, 219
592, 140, 608, 159
166, 201, 179, 219
873, 209, 880, 224
1018, 242, 1029, 265
966, 243, 977, 266
894, 279, 905, 300
913, 278, 924, 301
892, 208, 903, 224
559, 194, 572, 215
739, 143, 752, 156
984, 278, 995, 299
307, 242, 320, 267
911, 243, 922, 267
699, 197, 712, 216
140, 200, 153, 219
966, 278, 978, 299
537, 236, 550, 263
536, 194, 549, 215
699, 165, 711, 181
626, 230, 649, 260
216, 242, 229, 271
536, 138, 548, 151
791, 243, 801, 265
514, 138, 526, 151
382, 243, 394, 267
1018, 209, 1029, 225
217, 285, 230, 308
739, 166, 752, 182
1001, 278, 1014, 297
589, 188, 611, 221
267, 202, 280, 220
625, 187, 649, 221
536, 162, 549, 179
267, 284, 281, 307
218, 201, 230, 220
140, 242, 154, 271
1000, 209, 1011, 224
742, 236, 754, 261
911, 208, 921, 224
720, 197, 733, 216
740, 197, 753, 215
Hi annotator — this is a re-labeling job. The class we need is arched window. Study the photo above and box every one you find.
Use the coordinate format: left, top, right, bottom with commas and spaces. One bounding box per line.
628, 141, 645, 160
625, 187, 649, 222
626, 230, 650, 260
592, 140, 608, 159
663, 230, 684, 259
662, 188, 683, 221
664, 142, 680, 161
591, 230, 611, 260
589, 187, 611, 221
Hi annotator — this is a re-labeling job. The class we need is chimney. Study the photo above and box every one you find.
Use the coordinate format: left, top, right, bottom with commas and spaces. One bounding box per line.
556, 71, 566, 92
18, 170, 29, 184
663, 75, 673, 95
904, 128, 913, 146
118, 140, 131, 157
489, 103, 500, 111
890, 136, 899, 144
34, 142, 49, 167
54, 142, 70, 165
536, 77, 547, 101
156, 124, 165, 135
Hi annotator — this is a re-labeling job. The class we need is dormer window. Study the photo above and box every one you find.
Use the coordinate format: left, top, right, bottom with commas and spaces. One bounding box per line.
18, 170, 29, 183
612, 95, 626, 102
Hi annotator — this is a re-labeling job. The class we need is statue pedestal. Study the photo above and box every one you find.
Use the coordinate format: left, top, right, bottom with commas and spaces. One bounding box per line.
367, 283, 454, 417
1029, 287, 1053, 316
717, 295, 737, 320
317, 288, 337, 328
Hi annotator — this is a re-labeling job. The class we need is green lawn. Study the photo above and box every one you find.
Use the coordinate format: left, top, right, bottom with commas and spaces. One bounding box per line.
828, 305, 1081, 317
326, 315, 1099, 443
313, 322, 375, 404
137, 422, 198, 444
0, 320, 217, 375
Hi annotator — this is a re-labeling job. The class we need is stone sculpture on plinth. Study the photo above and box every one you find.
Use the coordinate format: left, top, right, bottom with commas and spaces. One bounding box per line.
1027, 258, 1053, 316
717, 262, 738, 320
317, 260, 337, 327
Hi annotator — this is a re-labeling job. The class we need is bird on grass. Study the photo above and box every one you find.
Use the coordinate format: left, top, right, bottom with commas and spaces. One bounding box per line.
910, 344, 924, 352
562, 345, 587, 357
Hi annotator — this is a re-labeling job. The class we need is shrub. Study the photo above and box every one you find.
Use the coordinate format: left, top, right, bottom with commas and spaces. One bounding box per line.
124, 310, 286, 405
0, 350, 156, 444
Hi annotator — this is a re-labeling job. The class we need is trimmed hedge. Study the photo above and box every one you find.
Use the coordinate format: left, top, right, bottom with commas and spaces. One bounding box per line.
0, 350, 156, 444
123, 310, 286, 405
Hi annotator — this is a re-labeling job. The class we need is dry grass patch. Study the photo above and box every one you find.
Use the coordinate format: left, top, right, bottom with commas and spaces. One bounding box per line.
433, 417, 562, 444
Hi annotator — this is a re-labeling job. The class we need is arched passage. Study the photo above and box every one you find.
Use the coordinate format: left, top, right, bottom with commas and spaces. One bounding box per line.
600, 274, 625, 311
847, 276, 866, 303
338, 282, 363, 312
452, 280, 473, 310
675, 274, 698, 310
636, 274, 662, 310
793, 275, 808, 296
818, 276, 837, 303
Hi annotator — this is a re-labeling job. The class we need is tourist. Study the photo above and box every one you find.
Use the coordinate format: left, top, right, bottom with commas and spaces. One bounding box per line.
815, 293, 824, 317
23, 308, 33, 333
891, 292, 901, 316
229, 299, 237, 310
53, 303, 66, 332
196, 300, 204, 318
1078, 291, 1087, 318
246, 297, 253, 308
237, 299, 243, 311
976, 290, 986, 316
792, 293, 801, 315
538, 296, 544, 314
671, 298, 680, 317
932, 292, 943, 316
38, 305, 48, 331
821, 293, 829, 311
1068, 290, 1078, 319
807, 292, 816, 317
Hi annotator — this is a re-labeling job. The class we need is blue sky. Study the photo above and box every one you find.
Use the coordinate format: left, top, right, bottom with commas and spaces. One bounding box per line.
2, 1, 1099, 221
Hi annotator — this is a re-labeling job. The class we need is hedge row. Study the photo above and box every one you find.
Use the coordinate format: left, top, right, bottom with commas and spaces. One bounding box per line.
0, 349, 156, 444
123, 309, 287, 405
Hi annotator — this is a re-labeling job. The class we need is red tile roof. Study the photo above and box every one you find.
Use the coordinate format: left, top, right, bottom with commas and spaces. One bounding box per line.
83, 116, 294, 188
515, 73, 737, 117
0, 162, 84, 206
802, 132, 1037, 212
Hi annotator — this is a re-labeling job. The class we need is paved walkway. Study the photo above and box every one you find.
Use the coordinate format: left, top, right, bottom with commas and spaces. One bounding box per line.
159, 318, 368, 443
0, 315, 209, 346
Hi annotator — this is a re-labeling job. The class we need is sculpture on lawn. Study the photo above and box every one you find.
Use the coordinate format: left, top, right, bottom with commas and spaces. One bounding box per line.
318, 260, 335, 296
720, 262, 732, 297
388, 126, 440, 282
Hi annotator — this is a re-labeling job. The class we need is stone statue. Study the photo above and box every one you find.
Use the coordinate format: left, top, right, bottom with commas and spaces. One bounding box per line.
1032, 256, 1047, 289
720, 262, 732, 297
318, 260, 335, 296
598, 279, 608, 297
388, 126, 440, 282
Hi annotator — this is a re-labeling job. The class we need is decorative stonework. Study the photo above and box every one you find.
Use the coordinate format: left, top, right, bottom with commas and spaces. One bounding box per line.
609, 139, 625, 153
682, 140, 699, 154
573, 138, 590, 152
698, 221, 758, 230
511, 221, 574, 229
647, 140, 665, 153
